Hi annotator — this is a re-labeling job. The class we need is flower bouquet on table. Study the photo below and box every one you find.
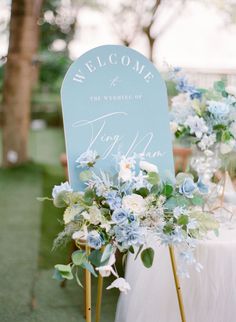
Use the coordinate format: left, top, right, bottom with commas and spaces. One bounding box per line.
169, 68, 236, 182
46, 150, 219, 293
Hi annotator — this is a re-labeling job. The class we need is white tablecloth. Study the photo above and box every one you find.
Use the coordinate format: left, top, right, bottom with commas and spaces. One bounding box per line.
115, 226, 236, 322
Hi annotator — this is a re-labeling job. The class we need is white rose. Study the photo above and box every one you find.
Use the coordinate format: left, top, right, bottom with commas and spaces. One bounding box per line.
170, 121, 178, 134
139, 160, 158, 173
89, 206, 102, 225
122, 194, 145, 215
226, 86, 236, 97
118, 169, 133, 182
220, 140, 235, 154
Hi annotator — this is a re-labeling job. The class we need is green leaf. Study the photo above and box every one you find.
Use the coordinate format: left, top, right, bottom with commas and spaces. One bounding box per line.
89, 250, 103, 267
80, 170, 92, 182
134, 244, 144, 260
52, 268, 64, 281
53, 191, 68, 208
81, 261, 97, 277
214, 80, 225, 93
101, 244, 113, 264
72, 250, 86, 266
75, 269, 84, 288
135, 187, 149, 197
191, 196, 204, 206
162, 184, 173, 197
54, 264, 73, 280
141, 248, 154, 268
177, 215, 189, 226
147, 172, 160, 185
129, 246, 135, 254
164, 197, 178, 210
84, 189, 95, 206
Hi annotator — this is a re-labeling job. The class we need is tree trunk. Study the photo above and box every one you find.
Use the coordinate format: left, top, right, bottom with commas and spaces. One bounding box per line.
2, 0, 43, 167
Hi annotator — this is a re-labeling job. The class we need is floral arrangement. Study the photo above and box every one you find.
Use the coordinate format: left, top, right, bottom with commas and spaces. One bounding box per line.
48, 150, 218, 293
169, 68, 236, 156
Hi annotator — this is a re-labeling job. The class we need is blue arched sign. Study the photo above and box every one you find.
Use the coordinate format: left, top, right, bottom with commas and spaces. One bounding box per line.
61, 45, 174, 190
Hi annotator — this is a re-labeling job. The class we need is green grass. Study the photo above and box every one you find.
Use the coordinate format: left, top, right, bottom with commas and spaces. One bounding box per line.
0, 129, 119, 322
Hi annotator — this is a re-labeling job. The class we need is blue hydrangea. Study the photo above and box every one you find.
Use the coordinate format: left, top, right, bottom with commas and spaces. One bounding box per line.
105, 191, 122, 210
87, 230, 103, 249
207, 101, 230, 120
179, 177, 196, 198
112, 208, 129, 225
114, 222, 145, 248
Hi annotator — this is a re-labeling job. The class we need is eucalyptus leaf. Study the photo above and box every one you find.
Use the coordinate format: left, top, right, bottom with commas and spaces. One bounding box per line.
89, 250, 103, 266
177, 215, 189, 226
147, 172, 160, 185
101, 244, 113, 263
134, 244, 144, 260
54, 264, 74, 280
84, 189, 95, 206
75, 269, 84, 288
80, 170, 92, 182
141, 248, 154, 268
72, 250, 86, 266
81, 261, 97, 277
191, 196, 204, 206
53, 191, 68, 208
162, 184, 173, 197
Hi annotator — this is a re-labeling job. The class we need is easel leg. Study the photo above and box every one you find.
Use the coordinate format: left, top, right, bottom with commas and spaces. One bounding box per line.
85, 245, 92, 322
169, 246, 187, 322
95, 274, 103, 322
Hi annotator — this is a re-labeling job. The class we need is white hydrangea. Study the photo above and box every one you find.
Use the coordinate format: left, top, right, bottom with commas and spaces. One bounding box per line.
184, 115, 208, 139
198, 134, 216, 151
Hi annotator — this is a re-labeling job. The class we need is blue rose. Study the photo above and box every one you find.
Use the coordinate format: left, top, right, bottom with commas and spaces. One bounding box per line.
87, 230, 103, 249
197, 178, 209, 194
179, 177, 196, 198
112, 208, 129, 225
207, 101, 229, 119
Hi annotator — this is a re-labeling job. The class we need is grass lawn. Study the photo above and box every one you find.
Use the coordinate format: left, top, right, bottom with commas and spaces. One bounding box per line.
0, 128, 118, 322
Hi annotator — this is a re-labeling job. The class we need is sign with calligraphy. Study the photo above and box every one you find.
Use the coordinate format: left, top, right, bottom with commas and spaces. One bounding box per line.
61, 45, 174, 190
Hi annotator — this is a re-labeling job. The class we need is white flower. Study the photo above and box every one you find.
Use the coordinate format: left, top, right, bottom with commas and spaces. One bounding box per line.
96, 254, 118, 277
170, 121, 178, 134
118, 156, 135, 182
139, 160, 158, 173
198, 134, 216, 151
171, 93, 191, 108
106, 277, 131, 294
89, 206, 102, 225
81, 211, 90, 220
52, 181, 72, 199
184, 115, 208, 139
122, 194, 145, 215
72, 226, 88, 241
220, 140, 235, 154
226, 85, 236, 97
76, 150, 98, 168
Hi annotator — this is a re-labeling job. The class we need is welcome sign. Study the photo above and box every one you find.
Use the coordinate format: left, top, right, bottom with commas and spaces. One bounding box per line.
61, 45, 174, 190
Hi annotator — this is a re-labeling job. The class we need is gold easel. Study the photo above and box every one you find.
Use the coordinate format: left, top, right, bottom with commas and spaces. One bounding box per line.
84, 245, 186, 322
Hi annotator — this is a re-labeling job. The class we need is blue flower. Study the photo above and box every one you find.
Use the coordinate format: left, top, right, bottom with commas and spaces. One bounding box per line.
179, 178, 196, 198
207, 101, 229, 119
105, 191, 122, 210
190, 90, 202, 100
114, 222, 145, 248
112, 208, 129, 225
87, 230, 103, 249
197, 178, 209, 194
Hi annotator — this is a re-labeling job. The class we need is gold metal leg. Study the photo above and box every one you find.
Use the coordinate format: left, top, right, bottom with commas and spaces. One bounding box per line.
95, 273, 103, 322
85, 245, 92, 322
169, 246, 187, 322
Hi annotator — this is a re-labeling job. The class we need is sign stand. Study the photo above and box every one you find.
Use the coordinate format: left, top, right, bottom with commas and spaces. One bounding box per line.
169, 246, 187, 322
85, 245, 92, 322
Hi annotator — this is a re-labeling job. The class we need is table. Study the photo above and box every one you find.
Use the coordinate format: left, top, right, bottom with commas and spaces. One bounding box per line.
115, 225, 236, 322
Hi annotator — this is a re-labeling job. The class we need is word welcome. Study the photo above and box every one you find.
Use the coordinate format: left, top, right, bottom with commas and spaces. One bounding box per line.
73, 52, 154, 84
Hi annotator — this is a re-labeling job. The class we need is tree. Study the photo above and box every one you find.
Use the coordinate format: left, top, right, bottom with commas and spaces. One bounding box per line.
102, 0, 186, 62
2, 0, 43, 167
